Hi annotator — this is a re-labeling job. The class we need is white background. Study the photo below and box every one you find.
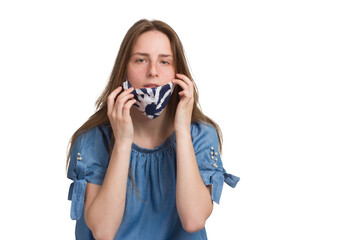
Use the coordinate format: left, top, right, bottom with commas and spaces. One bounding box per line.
1, 0, 359, 239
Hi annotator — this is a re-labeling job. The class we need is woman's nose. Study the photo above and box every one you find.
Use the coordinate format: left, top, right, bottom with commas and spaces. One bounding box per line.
148, 62, 158, 77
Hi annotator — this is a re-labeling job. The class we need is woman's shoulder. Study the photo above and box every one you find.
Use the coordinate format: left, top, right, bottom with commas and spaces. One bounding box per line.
75, 124, 111, 144
190, 121, 217, 138
71, 124, 112, 161
68, 124, 111, 179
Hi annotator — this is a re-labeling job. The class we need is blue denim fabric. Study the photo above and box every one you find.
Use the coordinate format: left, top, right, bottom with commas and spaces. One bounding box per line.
67, 122, 240, 239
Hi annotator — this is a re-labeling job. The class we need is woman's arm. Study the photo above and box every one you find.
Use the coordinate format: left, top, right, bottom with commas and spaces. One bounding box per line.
176, 130, 214, 233
84, 85, 136, 240
84, 140, 131, 240
172, 73, 213, 233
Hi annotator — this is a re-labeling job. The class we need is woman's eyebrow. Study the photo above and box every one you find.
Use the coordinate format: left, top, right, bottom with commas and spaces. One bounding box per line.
132, 52, 173, 58
159, 54, 173, 58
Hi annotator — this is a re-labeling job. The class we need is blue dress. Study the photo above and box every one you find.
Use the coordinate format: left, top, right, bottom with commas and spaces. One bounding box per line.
67, 122, 240, 239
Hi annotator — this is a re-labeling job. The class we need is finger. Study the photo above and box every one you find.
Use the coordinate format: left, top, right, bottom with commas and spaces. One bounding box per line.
116, 87, 134, 103
116, 86, 134, 98
172, 79, 188, 90
114, 93, 134, 118
107, 86, 122, 115
176, 73, 194, 94
112, 87, 133, 117
173, 76, 193, 90
115, 91, 134, 107
178, 90, 191, 99
176, 73, 191, 82
123, 86, 135, 94
122, 99, 137, 116
175, 73, 193, 86
115, 87, 134, 102
173, 79, 193, 99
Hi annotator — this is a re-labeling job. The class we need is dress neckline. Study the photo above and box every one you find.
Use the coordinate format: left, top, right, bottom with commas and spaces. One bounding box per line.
131, 131, 176, 153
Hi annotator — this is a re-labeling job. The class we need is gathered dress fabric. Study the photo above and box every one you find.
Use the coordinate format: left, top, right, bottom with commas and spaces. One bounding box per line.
67, 122, 240, 239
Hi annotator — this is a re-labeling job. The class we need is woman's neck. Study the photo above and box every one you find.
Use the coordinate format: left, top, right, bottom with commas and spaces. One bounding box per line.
130, 107, 174, 148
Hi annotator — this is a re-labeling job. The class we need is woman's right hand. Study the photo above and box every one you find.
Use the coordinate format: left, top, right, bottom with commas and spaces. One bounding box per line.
107, 86, 137, 143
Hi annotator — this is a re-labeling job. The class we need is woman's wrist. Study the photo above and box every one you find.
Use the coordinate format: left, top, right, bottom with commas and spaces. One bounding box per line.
175, 128, 191, 138
114, 139, 133, 150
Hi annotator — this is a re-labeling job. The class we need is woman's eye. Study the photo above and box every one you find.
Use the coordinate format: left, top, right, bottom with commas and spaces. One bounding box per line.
136, 59, 146, 63
161, 60, 170, 65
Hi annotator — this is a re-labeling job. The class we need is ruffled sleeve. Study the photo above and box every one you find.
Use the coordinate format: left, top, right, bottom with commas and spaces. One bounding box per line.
191, 122, 240, 204
67, 126, 110, 220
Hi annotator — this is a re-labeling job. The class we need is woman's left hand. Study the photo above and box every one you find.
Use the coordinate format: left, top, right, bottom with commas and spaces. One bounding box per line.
172, 73, 194, 133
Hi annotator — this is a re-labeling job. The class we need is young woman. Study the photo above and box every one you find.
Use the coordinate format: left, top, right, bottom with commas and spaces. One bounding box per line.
66, 19, 240, 240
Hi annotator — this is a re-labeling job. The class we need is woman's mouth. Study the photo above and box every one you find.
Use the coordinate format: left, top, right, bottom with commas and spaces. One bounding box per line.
143, 84, 159, 88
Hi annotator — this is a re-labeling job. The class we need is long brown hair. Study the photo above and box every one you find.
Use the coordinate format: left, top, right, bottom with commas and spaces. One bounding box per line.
66, 19, 223, 202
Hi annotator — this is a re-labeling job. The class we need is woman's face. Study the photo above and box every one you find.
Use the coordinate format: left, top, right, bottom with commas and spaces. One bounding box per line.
126, 30, 175, 89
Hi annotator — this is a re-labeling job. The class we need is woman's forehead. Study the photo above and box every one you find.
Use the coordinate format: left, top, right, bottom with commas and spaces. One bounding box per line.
132, 31, 172, 55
